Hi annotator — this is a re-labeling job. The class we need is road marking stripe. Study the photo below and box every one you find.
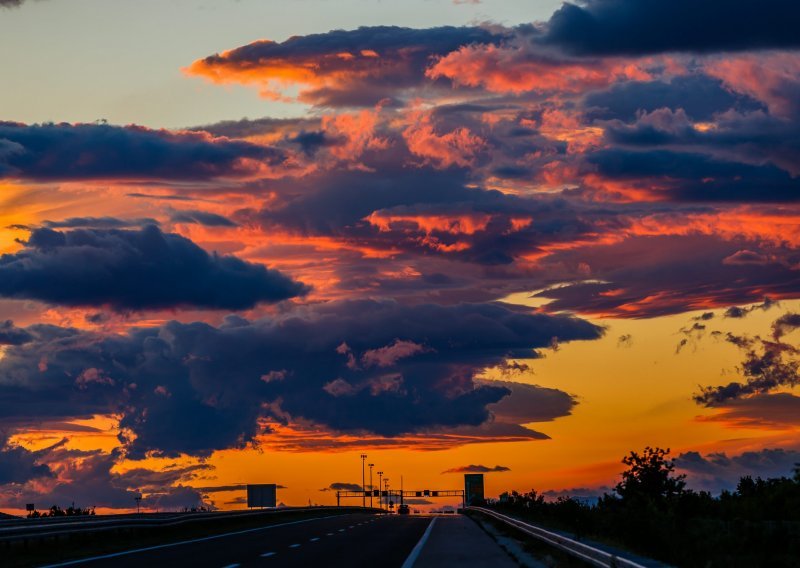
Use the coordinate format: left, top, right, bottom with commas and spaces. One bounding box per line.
39, 515, 339, 567
221, 565, 240, 568
401, 517, 437, 568
310, 537, 320, 542
289, 544, 301, 548
338, 528, 345, 532
327, 532, 334, 536
260, 552, 276, 558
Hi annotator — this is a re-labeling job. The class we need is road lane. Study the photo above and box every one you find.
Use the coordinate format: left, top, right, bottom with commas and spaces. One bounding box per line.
43, 514, 431, 568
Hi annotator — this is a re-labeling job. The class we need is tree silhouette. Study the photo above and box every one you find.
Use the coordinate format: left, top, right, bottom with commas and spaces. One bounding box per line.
614, 446, 686, 503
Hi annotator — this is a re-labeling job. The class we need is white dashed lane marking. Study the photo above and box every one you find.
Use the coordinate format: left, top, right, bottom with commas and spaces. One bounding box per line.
310, 537, 320, 542
289, 544, 301, 549
260, 552, 276, 558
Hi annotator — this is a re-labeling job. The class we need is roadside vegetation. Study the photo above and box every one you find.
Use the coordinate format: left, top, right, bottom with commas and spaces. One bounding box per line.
488, 447, 800, 567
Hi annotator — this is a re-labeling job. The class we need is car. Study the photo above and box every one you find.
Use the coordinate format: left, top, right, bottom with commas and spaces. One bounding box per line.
397, 504, 410, 515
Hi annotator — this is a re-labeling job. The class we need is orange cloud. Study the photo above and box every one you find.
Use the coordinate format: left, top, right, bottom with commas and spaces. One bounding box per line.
427, 43, 653, 94
705, 51, 800, 118
403, 110, 485, 168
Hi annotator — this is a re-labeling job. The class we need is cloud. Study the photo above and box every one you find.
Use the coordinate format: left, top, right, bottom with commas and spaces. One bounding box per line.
696, 393, 800, 429
185, 26, 506, 106
482, 380, 577, 423
0, 122, 286, 181
320, 482, 362, 492
0, 320, 32, 345
0, 300, 600, 457
541, 0, 800, 55
534, 234, 800, 318
0, 225, 308, 310
772, 313, 800, 340
676, 448, 800, 493
441, 464, 510, 473
724, 298, 778, 319
0, 436, 53, 484
169, 209, 238, 227
695, 319, 799, 406
0, 445, 214, 511
584, 75, 764, 122
41, 217, 160, 230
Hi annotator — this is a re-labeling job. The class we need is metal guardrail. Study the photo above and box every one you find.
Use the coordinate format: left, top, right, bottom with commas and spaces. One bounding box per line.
0, 506, 376, 543
466, 506, 651, 568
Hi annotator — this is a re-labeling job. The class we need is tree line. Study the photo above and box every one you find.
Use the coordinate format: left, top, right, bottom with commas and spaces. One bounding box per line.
488, 447, 800, 567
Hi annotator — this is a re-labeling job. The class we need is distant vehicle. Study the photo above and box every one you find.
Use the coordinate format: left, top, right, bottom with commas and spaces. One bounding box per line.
397, 504, 410, 515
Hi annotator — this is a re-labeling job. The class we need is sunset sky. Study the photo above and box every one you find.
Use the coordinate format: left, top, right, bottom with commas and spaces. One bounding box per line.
1, 0, 799, 514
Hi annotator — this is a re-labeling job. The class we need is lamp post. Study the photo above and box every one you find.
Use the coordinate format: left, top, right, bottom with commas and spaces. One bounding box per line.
384, 478, 390, 511
368, 463, 374, 508
360, 454, 367, 508
377, 471, 383, 510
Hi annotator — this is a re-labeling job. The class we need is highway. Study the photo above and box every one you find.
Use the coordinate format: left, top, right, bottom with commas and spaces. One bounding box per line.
41, 513, 432, 568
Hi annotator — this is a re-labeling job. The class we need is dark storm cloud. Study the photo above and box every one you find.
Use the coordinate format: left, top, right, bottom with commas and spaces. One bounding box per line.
0, 320, 32, 345
0, 436, 52, 484
676, 448, 800, 493
584, 75, 764, 122
248, 164, 488, 235
542, 0, 800, 55
602, 109, 800, 179
245, 163, 618, 269
535, 235, 800, 318
169, 209, 238, 227
697, 393, 800, 429
0, 122, 286, 181
0, 225, 307, 310
588, 148, 800, 202
42, 217, 160, 229
0, 301, 601, 457
0, 445, 212, 510
441, 464, 510, 473
482, 380, 577, 423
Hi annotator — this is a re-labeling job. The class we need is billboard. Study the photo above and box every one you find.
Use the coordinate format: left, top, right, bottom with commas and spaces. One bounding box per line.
464, 474, 485, 505
246, 484, 277, 508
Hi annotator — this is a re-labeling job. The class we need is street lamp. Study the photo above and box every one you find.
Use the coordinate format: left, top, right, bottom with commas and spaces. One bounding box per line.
377, 471, 383, 510
360, 454, 367, 508
368, 463, 374, 508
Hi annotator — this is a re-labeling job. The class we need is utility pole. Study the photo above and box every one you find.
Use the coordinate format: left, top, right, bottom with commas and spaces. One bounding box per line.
384, 478, 390, 511
368, 463, 374, 508
377, 471, 383, 510
360, 454, 367, 508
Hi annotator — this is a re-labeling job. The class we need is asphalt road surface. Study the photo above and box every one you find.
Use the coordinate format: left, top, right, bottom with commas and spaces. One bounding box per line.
41, 514, 432, 568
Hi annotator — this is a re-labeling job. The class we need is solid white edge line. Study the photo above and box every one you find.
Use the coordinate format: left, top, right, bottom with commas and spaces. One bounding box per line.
40, 515, 340, 567
400, 517, 437, 568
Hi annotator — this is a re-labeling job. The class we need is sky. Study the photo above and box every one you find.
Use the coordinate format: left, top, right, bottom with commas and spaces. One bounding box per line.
1, 0, 799, 514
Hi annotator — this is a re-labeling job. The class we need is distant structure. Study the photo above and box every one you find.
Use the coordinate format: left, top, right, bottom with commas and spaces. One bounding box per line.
464, 474, 485, 506
246, 484, 277, 508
